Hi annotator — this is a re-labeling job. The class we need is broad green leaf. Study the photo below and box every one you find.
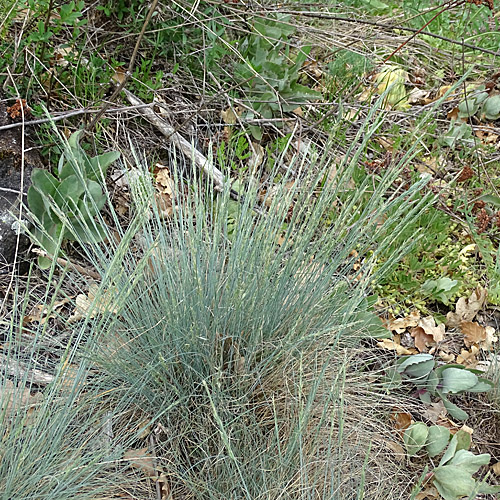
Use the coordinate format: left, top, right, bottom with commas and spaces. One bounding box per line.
283, 82, 322, 102
31, 168, 59, 196
85, 179, 107, 208
397, 354, 434, 378
421, 277, 459, 304
454, 430, 471, 452
403, 422, 428, 456
27, 186, 45, 216
468, 378, 494, 393
374, 67, 408, 109
441, 396, 468, 421
37, 255, 52, 269
439, 430, 461, 466
439, 122, 473, 148
59, 158, 84, 180
419, 391, 432, 403
398, 354, 433, 370
440, 367, 478, 393
425, 426, 450, 457
478, 194, 500, 208
447, 449, 490, 474
69, 221, 107, 243
482, 94, 500, 121
458, 91, 487, 118
433, 465, 477, 500
249, 125, 263, 141
477, 482, 500, 495
88, 151, 120, 178
53, 175, 85, 208
292, 45, 312, 71
425, 369, 439, 394
367, 0, 390, 12
67, 129, 84, 150
381, 367, 402, 390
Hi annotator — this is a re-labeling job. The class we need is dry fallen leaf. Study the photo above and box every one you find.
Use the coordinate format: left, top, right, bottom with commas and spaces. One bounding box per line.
459, 424, 474, 436
416, 485, 440, 500
447, 287, 487, 327
248, 142, 265, 171
410, 316, 445, 352
411, 326, 434, 352
408, 88, 429, 105
124, 447, 156, 477
386, 440, 406, 461
69, 284, 118, 322
387, 310, 420, 334
155, 166, 175, 197
438, 350, 455, 363
376, 338, 413, 355
460, 321, 498, 351
390, 409, 412, 435
492, 461, 500, 476
457, 346, 479, 367
22, 297, 72, 326
423, 400, 447, 424
482, 326, 498, 351
419, 316, 445, 342
221, 107, 238, 125
460, 321, 486, 347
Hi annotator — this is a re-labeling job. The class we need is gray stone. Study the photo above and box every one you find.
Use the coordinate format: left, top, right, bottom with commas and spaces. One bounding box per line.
0, 96, 43, 272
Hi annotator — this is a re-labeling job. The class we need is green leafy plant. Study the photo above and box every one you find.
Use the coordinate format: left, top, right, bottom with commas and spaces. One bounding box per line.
374, 207, 475, 312
386, 354, 494, 420
440, 85, 500, 149
439, 120, 474, 148
326, 49, 374, 96
457, 85, 500, 121
404, 423, 468, 458
27, 130, 119, 268
27, 0, 86, 45
403, 424, 500, 500
420, 276, 460, 305
235, 14, 321, 140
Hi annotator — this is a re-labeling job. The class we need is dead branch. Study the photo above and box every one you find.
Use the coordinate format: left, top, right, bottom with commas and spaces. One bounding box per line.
122, 88, 225, 190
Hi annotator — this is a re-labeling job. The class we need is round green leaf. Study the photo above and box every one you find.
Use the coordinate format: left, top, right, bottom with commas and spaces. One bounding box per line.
482, 94, 500, 121
403, 422, 429, 457
53, 175, 85, 209
31, 168, 59, 196
440, 368, 478, 394
433, 464, 476, 500
425, 425, 450, 457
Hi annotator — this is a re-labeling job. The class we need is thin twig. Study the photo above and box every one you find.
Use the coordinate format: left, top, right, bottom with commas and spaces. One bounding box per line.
0, 103, 155, 132
279, 9, 500, 57
122, 88, 226, 190
84, 0, 160, 135
382, 0, 463, 65
32, 248, 102, 280
0, 354, 55, 386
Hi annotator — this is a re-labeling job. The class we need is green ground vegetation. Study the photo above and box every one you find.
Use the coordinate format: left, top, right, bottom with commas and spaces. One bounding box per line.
1, 0, 499, 498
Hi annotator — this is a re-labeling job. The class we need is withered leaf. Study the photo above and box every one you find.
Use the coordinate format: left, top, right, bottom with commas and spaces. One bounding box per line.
460, 321, 486, 347
447, 287, 487, 327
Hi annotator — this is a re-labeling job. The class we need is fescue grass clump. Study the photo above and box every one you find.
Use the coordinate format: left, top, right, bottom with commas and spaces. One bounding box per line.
7, 105, 436, 498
